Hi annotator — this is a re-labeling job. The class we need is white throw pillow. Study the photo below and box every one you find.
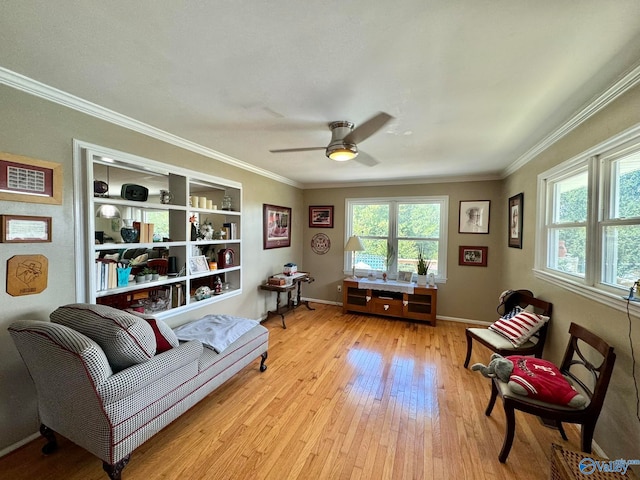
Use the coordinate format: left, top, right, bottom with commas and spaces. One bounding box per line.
488, 310, 549, 347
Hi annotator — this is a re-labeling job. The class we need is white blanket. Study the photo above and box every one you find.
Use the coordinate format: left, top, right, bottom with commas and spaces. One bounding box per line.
173, 314, 259, 353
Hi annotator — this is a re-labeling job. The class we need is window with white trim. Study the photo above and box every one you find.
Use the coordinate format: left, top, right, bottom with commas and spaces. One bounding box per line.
345, 196, 448, 281
536, 131, 640, 297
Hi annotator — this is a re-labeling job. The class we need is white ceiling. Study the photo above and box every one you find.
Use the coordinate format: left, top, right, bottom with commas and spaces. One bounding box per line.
2, 1, 640, 188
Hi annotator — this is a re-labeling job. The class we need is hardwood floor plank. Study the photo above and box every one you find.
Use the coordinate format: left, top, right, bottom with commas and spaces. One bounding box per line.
0, 305, 584, 480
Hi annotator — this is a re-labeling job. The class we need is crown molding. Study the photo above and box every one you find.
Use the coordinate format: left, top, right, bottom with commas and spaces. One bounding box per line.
302, 172, 502, 190
3, 64, 639, 190
503, 61, 640, 177
0, 67, 303, 189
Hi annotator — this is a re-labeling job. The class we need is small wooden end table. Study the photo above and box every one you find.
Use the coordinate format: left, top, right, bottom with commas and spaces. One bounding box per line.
259, 272, 315, 328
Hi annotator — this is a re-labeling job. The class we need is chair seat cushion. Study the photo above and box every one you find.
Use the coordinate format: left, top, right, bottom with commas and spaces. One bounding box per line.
468, 327, 537, 351
50, 303, 156, 370
496, 376, 589, 410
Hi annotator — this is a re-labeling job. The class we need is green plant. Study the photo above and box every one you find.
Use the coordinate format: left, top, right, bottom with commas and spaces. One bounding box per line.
141, 267, 156, 276
386, 242, 395, 271
417, 244, 431, 275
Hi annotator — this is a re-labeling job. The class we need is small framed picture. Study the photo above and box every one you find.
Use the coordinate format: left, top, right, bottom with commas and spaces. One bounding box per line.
188, 255, 210, 274
459, 246, 488, 267
397, 271, 413, 282
508, 193, 524, 249
0, 215, 52, 243
309, 205, 334, 228
459, 200, 490, 234
0, 152, 63, 205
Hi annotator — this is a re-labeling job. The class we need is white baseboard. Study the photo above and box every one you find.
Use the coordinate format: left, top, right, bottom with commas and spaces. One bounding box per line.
0, 431, 40, 458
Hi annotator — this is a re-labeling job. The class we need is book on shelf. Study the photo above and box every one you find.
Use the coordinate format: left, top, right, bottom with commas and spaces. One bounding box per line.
223, 222, 237, 240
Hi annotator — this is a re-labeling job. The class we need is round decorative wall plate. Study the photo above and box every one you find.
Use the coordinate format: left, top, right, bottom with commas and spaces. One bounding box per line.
311, 233, 331, 254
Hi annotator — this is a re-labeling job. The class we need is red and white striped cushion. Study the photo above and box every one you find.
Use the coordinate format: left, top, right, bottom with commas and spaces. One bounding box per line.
488, 311, 549, 347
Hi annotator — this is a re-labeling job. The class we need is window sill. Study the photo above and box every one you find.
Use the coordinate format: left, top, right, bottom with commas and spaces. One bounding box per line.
533, 268, 640, 318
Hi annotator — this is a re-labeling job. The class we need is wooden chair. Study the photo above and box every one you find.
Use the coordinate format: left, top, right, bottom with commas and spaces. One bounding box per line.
463, 291, 552, 368
147, 258, 169, 275
485, 322, 616, 462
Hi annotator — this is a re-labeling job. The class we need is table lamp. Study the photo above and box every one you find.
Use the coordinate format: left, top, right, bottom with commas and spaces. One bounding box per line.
344, 235, 365, 280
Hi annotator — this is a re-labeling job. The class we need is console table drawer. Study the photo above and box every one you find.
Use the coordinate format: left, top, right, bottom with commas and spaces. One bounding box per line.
371, 298, 404, 317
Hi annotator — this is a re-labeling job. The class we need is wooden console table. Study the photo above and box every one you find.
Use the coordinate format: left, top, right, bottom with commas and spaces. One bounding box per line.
342, 279, 437, 325
260, 272, 315, 328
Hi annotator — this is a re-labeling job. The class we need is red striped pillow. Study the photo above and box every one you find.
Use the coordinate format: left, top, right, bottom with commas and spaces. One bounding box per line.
488, 311, 549, 347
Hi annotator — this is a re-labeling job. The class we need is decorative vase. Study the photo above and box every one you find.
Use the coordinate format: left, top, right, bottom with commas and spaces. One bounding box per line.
417, 274, 428, 286
120, 227, 139, 243
159, 189, 173, 204
120, 218, 138, 243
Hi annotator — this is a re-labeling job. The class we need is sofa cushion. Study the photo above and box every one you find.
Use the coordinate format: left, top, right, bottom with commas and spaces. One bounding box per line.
50, 303, 156, 370
125, 310, 180, 353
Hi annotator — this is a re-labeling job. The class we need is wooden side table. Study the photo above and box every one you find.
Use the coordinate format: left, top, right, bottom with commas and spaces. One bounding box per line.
260, 273, 315, 328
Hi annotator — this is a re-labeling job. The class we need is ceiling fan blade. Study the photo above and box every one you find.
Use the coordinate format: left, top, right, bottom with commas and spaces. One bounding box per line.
344, 112, 394, 144
354, 151, 380, 167
269, 147, 325, 153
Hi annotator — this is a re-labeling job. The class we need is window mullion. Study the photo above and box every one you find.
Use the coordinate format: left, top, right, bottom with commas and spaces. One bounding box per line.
586, 156, 599, 286
388, 201, 398, 272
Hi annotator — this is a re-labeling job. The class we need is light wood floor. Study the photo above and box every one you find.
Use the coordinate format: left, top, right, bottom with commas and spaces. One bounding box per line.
0, 304, 584, 480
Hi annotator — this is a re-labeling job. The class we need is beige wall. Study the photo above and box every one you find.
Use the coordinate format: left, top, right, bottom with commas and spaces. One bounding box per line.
303, 181, 505, 321
501, 83, 640, 462
0, 85, 304, 451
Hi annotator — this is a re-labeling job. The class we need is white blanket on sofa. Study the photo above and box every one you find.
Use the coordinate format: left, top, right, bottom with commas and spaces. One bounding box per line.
173, 314, 259, 353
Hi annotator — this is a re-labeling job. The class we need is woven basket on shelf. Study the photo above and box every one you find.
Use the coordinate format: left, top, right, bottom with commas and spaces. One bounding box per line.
550, 444, 639, 480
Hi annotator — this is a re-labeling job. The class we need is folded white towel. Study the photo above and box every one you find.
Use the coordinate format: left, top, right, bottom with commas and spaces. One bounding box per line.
173, 314, 258, 353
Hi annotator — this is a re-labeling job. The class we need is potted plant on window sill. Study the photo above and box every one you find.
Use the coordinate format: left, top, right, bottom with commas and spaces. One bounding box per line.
416, 245, 431, 286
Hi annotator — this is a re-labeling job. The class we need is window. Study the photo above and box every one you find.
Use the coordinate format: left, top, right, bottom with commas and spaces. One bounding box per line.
536, 128, 640, 301
345, 196, 448, 281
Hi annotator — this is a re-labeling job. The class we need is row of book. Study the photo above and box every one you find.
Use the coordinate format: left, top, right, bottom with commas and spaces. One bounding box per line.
133, 222, 155, 243
95, 260, 121, 291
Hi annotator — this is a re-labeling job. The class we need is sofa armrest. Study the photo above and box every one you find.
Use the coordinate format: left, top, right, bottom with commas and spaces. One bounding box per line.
97, 340, 203, 404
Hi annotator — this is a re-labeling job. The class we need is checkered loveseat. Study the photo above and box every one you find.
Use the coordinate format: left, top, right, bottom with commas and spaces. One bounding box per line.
8, 303, 268, 480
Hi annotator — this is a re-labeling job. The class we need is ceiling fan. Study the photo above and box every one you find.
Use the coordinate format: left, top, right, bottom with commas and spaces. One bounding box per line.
269, 112, 394, 166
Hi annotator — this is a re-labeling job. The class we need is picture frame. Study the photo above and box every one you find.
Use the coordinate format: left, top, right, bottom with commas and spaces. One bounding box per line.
397, 271, 413, 282
459, 200, 490, 234
309, 205, 334, 228
188, 255, 210, 274
508, 193, 524, 249
459, 246, 488, 267
0, 152, 63, 205
0, 215, 52, 243
263, 204, 291, 249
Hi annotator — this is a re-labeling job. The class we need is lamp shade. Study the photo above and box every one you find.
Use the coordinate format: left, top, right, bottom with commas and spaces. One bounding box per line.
95, 204, 121, 219
344, 235, 365, 252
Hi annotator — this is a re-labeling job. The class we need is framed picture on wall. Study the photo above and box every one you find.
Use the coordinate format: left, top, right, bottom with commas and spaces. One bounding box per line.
263, 204, 291, 249
459, 246, 488, 266
309, 205, 334, 228
459, 200, 490, 234
0, 152, 62, 205
508, 193, 524, 248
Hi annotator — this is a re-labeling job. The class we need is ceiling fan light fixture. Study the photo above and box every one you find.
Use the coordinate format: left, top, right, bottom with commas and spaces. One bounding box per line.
327, 143, 358, 161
